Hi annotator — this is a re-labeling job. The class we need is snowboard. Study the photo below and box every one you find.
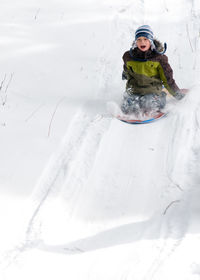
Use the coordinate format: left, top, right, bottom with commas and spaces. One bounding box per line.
116, 111, 167, 124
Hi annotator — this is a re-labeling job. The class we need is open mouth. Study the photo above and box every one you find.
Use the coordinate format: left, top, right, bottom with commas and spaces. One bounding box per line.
141, 45, 146, 49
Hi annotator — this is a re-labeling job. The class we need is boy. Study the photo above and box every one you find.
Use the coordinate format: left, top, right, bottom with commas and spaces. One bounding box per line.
121, 25, 188, 115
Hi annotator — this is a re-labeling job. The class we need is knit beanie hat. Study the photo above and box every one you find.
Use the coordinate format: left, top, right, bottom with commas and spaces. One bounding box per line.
131, 25, 167, 55
135, 25, 154, 41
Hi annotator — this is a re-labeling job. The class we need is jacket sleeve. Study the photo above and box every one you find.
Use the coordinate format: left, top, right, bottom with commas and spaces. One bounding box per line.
122, 52, 129, 80
158, 55, 180, 97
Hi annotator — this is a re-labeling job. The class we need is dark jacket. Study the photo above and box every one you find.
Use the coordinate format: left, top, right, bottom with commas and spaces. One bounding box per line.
122, 40, 180, 97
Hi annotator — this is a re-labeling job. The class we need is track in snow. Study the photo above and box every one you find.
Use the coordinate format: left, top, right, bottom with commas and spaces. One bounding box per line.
2, 0, 200, 278
17, 90, 199, 280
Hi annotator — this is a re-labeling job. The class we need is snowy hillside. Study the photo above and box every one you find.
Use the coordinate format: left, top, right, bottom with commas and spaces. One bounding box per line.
1, 0, 200, 279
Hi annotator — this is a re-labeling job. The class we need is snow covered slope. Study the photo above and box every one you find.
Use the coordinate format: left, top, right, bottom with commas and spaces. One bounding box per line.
1, 0, 200, 279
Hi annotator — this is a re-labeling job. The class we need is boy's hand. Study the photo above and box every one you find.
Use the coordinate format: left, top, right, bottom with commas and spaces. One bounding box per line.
174, 88, 189, 100
180, 88, 189, 94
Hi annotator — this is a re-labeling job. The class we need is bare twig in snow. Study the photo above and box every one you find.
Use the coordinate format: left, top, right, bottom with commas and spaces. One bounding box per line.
0, 74, 6, 91
163, 200, 181, 215
174, 182, 183, 192
186, 23, 194, 52
167, 175, 183, 192
34, 9, 41, 20
48, 97, 65, 137
0, 73, 14, 105
163, 0, 169, 12
25, 104, 44, 122
4, 73, 14, 93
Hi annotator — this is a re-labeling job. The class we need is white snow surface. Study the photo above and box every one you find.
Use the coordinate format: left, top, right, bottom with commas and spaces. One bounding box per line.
1, 0, 200, 279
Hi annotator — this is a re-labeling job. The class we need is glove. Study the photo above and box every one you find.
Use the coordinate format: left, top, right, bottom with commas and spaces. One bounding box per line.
174, 89, 189, 100
174, 91, 185, 100
180, 89, 189, 94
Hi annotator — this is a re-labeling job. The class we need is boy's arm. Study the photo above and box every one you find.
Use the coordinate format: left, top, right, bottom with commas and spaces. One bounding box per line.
158, 55, 186, 99
122, 52, 129, 80
122, 70, 128, 80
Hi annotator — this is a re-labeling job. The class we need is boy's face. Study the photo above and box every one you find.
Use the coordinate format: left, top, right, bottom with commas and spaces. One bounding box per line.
136, 37, 151, 52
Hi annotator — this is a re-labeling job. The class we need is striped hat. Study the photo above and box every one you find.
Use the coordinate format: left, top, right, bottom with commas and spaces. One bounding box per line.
135, 25, 154, 41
